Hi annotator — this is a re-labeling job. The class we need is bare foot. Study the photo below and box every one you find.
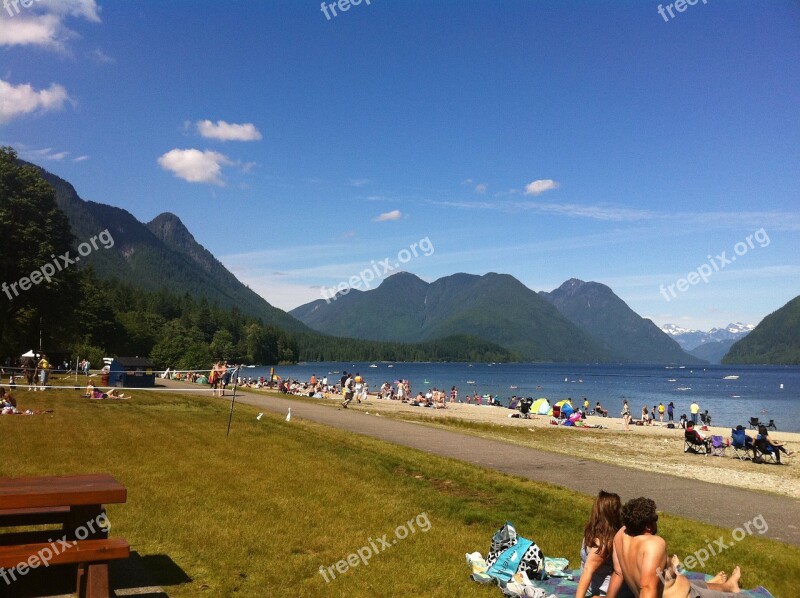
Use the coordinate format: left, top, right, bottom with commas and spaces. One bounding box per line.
671, 554, 681, 570
708, 571, 727, 584
722, 566, 742, 593
728, 566, 742, 592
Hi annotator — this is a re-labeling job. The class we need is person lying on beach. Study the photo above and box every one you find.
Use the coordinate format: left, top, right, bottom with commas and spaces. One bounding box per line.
608, 497, 743, 598
85, 383, 127, 399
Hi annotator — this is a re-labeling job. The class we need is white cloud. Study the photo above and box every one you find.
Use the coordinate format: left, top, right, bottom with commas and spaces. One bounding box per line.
59, 0, 101, 22
22, 147, 69, 161
0, 79, 70, 123
524, 179, 559, 196
0, 14, 61, 48
431, 198, 658, 222
350, 178, 370, 187
73, 155, 89, 162
196, 120, 262, 142
432, 197, 800, 232
475, 183, 487, 194
373, 209, 402, 222
87, 47, 114, 63
157, 148, 233, 185
0, 1, 100, 51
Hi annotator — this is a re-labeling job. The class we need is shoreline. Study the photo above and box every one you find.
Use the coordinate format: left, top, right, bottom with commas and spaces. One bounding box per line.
333, 391, 800, 442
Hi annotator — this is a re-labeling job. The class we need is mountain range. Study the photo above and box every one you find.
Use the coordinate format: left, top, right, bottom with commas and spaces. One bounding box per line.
28, 162, 308, 333
22, 160, 797, 365
291, 273, 703, 364
660, 322, 755, 364
660, 322, 754, 350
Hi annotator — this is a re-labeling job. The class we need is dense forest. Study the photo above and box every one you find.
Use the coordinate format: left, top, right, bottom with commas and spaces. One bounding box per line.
723, 295, 800, 365
0, 148, 517, 369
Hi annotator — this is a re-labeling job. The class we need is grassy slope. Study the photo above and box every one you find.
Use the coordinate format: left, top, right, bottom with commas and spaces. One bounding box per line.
1, 384, 797, 597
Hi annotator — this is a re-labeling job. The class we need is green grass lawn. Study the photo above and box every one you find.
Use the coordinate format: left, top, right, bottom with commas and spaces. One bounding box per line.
1, 384, 798, 597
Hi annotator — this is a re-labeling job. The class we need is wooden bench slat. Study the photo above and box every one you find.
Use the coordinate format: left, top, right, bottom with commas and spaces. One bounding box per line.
0, 506, 71, 517
0, 538, 129, 568
0, 475, 126, 510
0, 505, 71, 527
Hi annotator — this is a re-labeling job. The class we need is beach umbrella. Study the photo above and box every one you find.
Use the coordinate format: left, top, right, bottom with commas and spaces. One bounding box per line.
548, 398, 572, 416
531, 398, 550, 415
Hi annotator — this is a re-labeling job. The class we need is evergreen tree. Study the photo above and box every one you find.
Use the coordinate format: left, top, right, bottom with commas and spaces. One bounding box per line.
0, 147, 80, 356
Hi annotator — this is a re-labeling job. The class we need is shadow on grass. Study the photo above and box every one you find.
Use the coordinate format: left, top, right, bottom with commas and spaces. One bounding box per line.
0, 552, 189, 598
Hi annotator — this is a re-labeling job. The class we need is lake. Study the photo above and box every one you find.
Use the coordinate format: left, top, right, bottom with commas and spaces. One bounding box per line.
240, 362, 800, 433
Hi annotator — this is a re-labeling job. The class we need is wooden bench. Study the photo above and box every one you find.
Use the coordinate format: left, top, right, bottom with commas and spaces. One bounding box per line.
0, 474, 129, 598
0, 538, 130, 597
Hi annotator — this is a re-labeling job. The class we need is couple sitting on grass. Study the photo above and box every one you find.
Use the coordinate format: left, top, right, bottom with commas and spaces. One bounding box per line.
578, 491, 743, 598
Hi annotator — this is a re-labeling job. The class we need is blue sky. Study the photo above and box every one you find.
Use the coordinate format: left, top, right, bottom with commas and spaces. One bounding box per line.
2, 0, 798, 330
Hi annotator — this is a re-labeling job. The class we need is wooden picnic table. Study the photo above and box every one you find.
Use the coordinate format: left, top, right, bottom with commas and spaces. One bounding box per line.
0, 473, 129, 598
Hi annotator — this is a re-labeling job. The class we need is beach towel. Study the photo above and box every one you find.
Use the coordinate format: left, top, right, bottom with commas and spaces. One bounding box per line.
531, 569, 775, 598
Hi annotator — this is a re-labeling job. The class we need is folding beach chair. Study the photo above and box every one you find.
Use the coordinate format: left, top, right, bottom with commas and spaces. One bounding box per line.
767, 419, 777, 431
748, 417, 761, 429
519, 398, 533, 419
684, 429, 710, 455
710, 435, 726, 457
551, 405, 563, 424
731, 427, 754, 461
754, 435, 779, 464
700, 411, 712, 426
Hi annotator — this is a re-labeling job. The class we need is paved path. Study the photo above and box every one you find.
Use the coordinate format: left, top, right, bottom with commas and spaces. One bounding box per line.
163, 381, 800, 546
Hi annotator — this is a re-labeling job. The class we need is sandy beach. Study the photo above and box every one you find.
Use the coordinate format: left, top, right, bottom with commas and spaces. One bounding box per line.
315, 393, 800, 499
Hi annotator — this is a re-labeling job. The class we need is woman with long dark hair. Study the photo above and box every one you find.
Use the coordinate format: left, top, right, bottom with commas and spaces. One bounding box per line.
576, 490, 632, 598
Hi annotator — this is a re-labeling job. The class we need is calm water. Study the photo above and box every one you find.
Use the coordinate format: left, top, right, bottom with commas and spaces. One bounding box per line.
241, 362, 800, 432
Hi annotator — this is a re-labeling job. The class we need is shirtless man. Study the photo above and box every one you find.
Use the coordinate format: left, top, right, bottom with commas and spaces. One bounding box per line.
607, 497, 742, 598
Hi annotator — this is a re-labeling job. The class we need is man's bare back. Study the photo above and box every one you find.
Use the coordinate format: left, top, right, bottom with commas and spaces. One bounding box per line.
611, 527, 691, 598
608, 497, 742, 598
